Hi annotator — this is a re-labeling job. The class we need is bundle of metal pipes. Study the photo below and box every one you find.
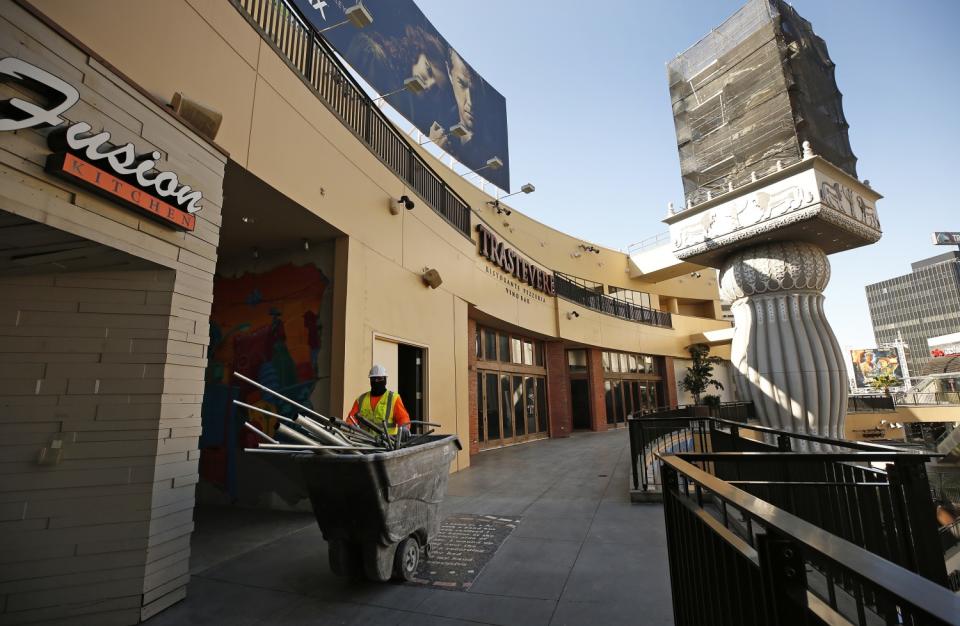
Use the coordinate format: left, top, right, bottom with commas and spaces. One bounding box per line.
234, 371, 439, 454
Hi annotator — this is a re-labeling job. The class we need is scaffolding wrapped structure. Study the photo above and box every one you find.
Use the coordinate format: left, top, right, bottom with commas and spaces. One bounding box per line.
668, 0, 857, 207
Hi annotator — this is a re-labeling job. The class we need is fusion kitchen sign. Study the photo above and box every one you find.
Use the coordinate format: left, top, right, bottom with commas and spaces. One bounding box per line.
476, 223, 556, 297
0, 57, 202, 231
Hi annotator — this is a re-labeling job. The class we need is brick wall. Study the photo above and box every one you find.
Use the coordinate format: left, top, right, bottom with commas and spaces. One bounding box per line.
466, 318, 479, 455
544, 341, 571, 438
586, 348, 607, 431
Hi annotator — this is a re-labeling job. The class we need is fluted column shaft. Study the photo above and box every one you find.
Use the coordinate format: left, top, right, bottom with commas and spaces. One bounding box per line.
720, 242, 847, 438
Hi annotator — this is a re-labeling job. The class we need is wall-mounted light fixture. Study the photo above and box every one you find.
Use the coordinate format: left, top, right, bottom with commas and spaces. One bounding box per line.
461, 156, 503, 177
487, 182, 534, 215
252, 247, 260, 259
170, 93, 222, 142
390, 195, 415, 215
419, 123, 469, 146
690, 272, 702, 279
302, 239, 310, 251
421, 268, 442, 289
566, 311, 580, 320
373, 76, 426, 103
317, 2, 373, 33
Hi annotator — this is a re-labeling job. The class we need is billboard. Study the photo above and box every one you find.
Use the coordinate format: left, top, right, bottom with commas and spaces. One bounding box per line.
932, 232, 960, 245
291, 0, 511, 191
850, 348, 903, 389
929, 332, 960, 357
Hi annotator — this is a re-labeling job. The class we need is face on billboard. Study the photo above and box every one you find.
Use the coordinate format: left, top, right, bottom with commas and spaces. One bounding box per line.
850, 349, 903, 389
291, 0, 511, 191
447, 50, 473, 132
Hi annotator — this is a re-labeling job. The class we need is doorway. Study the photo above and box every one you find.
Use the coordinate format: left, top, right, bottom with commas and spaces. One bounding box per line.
373, 337, 427, 426
397, 343, 424, 425
570, 379, 592, 430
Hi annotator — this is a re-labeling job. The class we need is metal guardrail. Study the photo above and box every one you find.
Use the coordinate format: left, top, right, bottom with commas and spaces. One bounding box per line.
554, 273, 672, 328
626, 231, 670, 254
897, 391, 960, 406
627, 414, 908, 496
232, 0, 472, 238
847, 393, 896, 412
661, 455, 959, 626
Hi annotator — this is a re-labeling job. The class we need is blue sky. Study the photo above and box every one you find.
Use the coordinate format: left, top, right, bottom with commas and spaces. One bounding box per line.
412, 0, 960, 349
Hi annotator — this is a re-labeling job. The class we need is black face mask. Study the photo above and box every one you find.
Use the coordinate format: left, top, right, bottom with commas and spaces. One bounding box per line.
370, 378, 387, 396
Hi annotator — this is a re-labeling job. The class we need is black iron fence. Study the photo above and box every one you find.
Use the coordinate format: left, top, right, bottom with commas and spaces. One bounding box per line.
661, 455, 959, 626
554, 273, 672, 328
232, 0, 472, 237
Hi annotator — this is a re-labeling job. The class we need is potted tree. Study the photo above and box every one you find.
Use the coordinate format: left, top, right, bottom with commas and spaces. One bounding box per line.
869, 373, 901, 398
680, 343, 724, 415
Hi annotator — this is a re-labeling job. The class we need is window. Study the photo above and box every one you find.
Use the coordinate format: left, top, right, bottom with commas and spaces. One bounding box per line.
498, 333, 510, 363
522, 340, 534, 366
568, 349, 587, 373
628, 354, 638, 373
602, 352, 611, 372
500, 374, 513, 438
513, 375, 525, 436
535, 341, 545, 367
483, 329, 496, 361
510, 337, 522, 364
525, 377, 536, 434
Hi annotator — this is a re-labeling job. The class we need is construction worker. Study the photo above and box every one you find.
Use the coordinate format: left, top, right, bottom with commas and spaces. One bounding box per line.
346, 365, 411, 438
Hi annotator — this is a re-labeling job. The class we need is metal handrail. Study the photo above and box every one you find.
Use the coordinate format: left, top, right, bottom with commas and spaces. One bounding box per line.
554, 273, 672, 328
660, 454, 960, 624
232, 0, 472, 238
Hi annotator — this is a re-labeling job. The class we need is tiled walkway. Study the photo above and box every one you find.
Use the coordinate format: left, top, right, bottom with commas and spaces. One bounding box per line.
147, 430, 672, 626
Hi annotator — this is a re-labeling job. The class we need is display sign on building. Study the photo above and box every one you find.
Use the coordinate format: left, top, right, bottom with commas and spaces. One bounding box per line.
291, 0, 511, 191
929, 332, 960, 357
932, 232, 960, 246
0, 57, 202, 231
850, 348, 903, 389
476, 223, 555, 299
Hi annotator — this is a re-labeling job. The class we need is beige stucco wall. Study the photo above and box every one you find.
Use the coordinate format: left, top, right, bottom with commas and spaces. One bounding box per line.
24, 0, 731, 468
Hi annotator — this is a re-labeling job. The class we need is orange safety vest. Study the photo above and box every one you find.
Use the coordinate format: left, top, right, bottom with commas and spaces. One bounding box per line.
357, 391, 400, 435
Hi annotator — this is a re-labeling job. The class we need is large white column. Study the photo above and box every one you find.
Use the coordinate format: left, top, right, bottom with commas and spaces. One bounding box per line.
719, 241, 848, 438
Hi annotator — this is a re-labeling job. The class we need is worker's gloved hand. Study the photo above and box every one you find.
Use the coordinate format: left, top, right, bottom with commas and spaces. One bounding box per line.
345, 415, 358, 427
399, 426, 411, 442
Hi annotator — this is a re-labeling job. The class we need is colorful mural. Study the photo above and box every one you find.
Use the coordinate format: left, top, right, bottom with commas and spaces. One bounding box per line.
200, 263, 330, 496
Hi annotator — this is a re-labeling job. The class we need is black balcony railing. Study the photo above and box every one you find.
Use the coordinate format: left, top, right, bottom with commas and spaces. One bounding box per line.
847, 393, 896, 412
554, 273, 672, 328
232, 0, 472, 238
661, 454, 959, 626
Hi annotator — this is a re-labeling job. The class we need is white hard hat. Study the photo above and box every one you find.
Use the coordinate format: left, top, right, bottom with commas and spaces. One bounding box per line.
368, 364, 388, 378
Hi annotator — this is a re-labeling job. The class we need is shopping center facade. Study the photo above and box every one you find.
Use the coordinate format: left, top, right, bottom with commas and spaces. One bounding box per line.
0, 0, 732, 622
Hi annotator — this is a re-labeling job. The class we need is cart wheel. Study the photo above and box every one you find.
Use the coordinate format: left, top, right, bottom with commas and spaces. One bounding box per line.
392, 537, 420, 581
328, 540, 362, 578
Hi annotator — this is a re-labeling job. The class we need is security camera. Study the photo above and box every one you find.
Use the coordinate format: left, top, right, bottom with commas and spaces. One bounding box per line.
690, 272, 702, 278
566, 311, 580, 320
401, 195, 415, 210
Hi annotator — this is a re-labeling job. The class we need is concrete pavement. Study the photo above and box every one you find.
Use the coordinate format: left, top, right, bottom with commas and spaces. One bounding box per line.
146, 429, 672, 626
